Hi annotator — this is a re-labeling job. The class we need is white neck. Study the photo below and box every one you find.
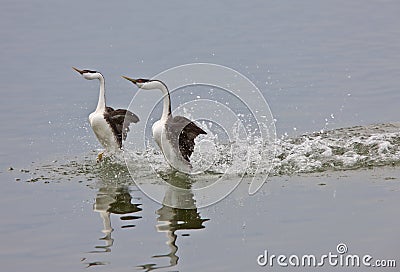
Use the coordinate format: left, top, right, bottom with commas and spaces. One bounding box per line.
147, 81, 171, 121
160, 83, 171, 121
96, 76, 106, 112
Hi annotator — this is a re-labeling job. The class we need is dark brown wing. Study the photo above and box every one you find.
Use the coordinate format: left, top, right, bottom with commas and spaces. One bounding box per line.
166, 116, 206, 162
104, 107, 139, 147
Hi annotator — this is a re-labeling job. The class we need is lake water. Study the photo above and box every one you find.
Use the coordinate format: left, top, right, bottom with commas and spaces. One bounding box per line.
1, 1, 399, 271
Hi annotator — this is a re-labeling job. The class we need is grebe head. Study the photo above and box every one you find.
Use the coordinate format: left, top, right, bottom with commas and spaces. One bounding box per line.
72, 67, 103, 80
121, 76, 167, 91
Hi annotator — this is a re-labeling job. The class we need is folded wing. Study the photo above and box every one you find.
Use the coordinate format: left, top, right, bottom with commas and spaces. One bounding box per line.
105, 107, 140, 147
166, 115, 206, 162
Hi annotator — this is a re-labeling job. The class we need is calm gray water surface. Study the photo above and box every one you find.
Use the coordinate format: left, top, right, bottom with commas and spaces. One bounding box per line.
0, 1, 399, 271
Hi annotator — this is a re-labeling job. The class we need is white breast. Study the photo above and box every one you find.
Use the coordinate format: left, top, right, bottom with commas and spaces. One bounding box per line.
152, 120, 163, 150
89, 111, 120, 152
152, 119, 191, 173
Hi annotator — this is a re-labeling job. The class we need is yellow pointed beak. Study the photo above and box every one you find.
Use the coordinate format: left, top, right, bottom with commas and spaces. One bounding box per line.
72, 67, 84, 74
121, 76, 137, 84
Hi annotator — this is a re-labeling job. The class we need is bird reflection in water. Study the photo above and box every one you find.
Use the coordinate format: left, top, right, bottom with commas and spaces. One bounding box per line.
91, 186, 142, 253
137, 174, 209, 271
84, 185, 142, 267
81, 161, 209, 270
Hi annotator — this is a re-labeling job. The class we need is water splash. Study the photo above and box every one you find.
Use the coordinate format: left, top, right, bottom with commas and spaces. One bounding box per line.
7, 123, 400, 184
272, 123, 400, 175
124, 123, 400, 180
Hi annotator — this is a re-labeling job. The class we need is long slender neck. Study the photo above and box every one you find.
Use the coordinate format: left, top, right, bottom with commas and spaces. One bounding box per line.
158, 82, 172, 121
96, 75, 106, 112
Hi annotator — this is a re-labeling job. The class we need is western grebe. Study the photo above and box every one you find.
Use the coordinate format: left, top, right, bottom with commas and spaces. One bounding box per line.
122, 76, 206, 172
73, 67, 139, 161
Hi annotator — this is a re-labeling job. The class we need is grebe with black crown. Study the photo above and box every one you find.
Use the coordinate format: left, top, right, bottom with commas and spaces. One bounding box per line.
73, 67, 139, 161
122, 76, 206, 173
